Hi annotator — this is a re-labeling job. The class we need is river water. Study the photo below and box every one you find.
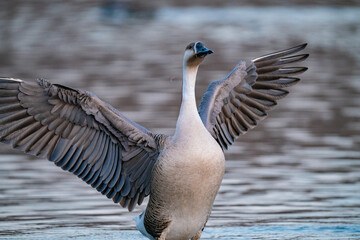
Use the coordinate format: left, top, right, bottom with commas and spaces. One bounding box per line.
0, 4, 359, 240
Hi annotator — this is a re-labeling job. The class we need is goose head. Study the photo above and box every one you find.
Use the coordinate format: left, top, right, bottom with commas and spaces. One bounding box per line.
183, 41, 214, 68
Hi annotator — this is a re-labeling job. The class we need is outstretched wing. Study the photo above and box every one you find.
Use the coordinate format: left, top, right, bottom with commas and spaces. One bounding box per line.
0, 77, 168, 211
199, 43, 308, 150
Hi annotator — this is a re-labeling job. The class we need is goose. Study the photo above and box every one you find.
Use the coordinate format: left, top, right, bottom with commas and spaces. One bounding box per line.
0, 42, 308, 240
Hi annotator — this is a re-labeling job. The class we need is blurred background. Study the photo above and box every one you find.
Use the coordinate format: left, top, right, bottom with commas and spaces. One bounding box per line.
0, 1, 359, 239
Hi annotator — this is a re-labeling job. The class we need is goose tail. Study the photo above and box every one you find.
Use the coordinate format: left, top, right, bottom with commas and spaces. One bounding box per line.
134, 212, 155, 240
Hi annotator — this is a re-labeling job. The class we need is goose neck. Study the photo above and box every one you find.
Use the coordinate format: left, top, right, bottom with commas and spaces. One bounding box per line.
174, 64, 202, 138
182, 65, 199, 102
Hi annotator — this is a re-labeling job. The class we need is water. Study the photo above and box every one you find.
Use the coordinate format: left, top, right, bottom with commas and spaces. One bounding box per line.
0, 4, 360, 239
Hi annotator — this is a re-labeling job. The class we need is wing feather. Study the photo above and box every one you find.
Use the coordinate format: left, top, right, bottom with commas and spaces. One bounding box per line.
0, 77, 169, 211
199, 43, 308, 150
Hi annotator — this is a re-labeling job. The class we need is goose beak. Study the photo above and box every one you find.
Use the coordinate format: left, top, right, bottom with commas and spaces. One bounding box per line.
195, 43, 214, 57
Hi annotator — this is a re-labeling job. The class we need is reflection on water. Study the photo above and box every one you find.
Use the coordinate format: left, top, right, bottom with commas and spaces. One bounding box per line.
0, 4, 360, 240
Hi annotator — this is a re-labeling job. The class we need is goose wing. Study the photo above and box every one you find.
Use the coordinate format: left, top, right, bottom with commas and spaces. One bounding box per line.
198, 43, 308, 150
0, 77, 168, 211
